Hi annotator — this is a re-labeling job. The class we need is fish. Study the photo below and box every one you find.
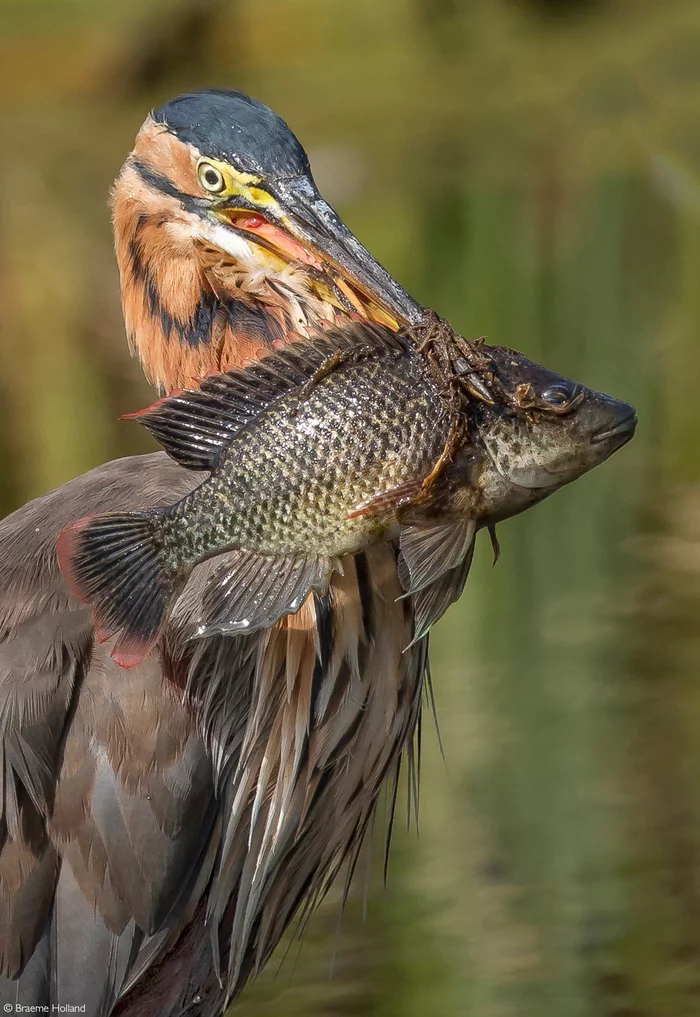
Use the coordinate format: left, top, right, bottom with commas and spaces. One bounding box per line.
56, 319, 637, 667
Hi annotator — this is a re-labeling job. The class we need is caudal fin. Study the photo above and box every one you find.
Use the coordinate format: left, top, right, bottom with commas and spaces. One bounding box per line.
57, 511, 174, 668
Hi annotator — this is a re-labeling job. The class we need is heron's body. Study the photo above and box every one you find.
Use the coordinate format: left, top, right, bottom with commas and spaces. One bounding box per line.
0, 90, 427, 1015
0, 453, 421, 1013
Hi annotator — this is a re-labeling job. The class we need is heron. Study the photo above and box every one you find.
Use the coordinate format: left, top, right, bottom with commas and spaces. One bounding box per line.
0, 91, 433, 1016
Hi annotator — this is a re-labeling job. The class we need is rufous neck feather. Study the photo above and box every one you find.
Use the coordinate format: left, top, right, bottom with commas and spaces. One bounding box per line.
111, 125, 342, 394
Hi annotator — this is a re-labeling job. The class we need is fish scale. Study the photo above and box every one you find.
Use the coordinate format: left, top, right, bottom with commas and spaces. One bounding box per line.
159, 352, 448, 564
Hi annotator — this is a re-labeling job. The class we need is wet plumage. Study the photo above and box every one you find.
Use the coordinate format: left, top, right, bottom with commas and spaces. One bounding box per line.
0, 454, 424, 1013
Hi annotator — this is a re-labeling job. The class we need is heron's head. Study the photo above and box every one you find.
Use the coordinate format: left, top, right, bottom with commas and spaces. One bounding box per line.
112, 89, 421, 391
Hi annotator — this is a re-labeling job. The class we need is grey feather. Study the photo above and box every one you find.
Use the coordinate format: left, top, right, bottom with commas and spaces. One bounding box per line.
0, 455, 431, 1014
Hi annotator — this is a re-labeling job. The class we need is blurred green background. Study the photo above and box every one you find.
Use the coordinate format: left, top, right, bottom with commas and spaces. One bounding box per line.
2, 0, 700, 1014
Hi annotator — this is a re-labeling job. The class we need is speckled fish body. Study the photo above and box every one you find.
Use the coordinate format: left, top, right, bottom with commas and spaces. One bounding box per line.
58, 325, 454, 665
159, 344, 448, 568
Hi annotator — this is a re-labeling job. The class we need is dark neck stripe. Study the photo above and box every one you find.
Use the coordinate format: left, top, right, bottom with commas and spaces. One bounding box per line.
127, 213, 287, 352
131, 158, 205, 215
128, 227, 217, 349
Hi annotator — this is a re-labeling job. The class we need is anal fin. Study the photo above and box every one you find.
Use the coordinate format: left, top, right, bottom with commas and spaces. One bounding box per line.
190, 550, 342, 637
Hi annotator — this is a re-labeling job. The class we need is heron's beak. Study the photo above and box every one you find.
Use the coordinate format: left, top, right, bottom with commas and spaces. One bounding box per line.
217, 176, 423, 329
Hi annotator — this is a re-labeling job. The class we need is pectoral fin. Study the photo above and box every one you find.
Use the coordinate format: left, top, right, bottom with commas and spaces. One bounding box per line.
348, 479, 425, 520
398, 518, 476, 595
191, 550, 343, 637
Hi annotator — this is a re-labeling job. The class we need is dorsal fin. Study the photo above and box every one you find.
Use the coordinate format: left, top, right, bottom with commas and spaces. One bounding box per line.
124, 321, 411, 470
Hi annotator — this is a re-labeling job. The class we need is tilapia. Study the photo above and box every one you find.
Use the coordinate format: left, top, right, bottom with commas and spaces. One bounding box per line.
57, 319, 636, 667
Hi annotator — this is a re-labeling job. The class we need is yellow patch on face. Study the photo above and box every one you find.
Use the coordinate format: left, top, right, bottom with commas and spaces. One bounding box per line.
202, 158, 263, 188
246, 186, 278, 208
196, 156, 280, 211
194, 156, 402, 331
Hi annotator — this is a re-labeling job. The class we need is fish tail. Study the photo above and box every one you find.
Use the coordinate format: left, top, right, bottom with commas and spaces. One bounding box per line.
57, 510, 176, 668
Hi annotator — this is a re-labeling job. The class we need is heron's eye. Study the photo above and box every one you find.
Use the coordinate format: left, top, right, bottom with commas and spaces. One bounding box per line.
198, 162, 226, 193
542, 383, 575, 407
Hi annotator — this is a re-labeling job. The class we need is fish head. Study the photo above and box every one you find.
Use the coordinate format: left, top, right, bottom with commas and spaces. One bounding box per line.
452, 345, 637, 524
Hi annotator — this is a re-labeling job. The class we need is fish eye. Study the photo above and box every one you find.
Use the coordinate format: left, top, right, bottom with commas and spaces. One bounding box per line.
197, 161, 226, 193
542, 383, 575, 407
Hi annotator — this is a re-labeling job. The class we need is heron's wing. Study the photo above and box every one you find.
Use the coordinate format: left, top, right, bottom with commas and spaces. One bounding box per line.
0, 453, 432, 1014
0, 454, 219, 1016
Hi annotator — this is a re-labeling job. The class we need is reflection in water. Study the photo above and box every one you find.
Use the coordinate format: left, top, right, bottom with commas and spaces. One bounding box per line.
2, 1, 700, 1014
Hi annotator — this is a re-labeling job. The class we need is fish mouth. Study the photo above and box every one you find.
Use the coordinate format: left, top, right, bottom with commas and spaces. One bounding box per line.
589, 405, 638, 445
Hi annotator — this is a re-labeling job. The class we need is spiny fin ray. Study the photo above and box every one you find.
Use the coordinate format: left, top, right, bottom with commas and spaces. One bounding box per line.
126, 322, 412, 470
193, 551, 343, 638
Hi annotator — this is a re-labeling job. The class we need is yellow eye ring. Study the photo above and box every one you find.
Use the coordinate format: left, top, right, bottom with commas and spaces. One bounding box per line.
197, 161, 225, 194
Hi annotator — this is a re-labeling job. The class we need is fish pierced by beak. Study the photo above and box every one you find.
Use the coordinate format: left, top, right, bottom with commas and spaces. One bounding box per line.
57, 317, 636, 667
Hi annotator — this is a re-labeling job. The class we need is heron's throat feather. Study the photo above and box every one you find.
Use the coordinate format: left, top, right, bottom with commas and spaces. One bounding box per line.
112, 169, 341, 393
